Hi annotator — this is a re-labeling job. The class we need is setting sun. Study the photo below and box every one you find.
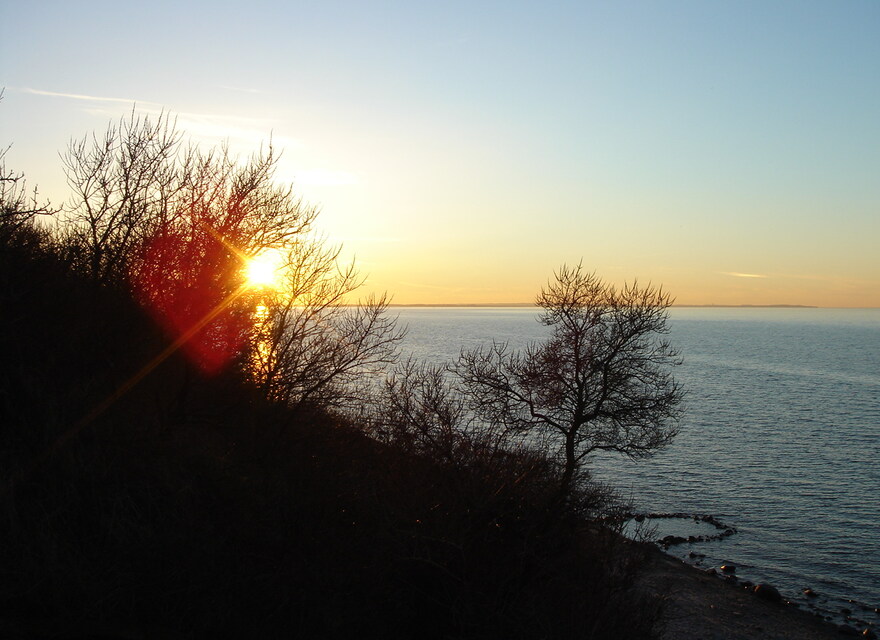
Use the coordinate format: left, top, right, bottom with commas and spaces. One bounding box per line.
245, 250, 284, 289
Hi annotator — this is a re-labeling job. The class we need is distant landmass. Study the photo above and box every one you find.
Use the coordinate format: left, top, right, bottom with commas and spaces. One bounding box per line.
673, 304, 818, 308
389, 303, 819, 308
389, 302, 536, 308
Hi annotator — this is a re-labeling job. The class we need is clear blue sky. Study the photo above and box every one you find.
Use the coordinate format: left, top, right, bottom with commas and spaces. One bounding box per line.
2, 0, 879, 305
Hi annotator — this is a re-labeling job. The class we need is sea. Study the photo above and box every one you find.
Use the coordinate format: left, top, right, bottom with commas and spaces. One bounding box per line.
391, 306, 880, 628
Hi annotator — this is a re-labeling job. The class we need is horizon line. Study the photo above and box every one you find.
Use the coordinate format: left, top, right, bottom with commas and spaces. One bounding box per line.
386, 303, 879, 309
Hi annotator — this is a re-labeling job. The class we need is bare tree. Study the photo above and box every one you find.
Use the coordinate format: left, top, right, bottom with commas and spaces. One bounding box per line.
61, 109, 319, 287
455, 263, 683, 497
61, 110, 403, 397
120, 134, 319, 372
362, 357, 566, 518
1, 91, 55, 234
60, 110, 182, 284
249, 236, 405, 409
365, 358, 474, 462
1, 158, 55, 233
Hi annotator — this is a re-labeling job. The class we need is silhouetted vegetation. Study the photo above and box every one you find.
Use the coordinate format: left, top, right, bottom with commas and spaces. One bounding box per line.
455, 263, 683, 497
0, 112, 670, 638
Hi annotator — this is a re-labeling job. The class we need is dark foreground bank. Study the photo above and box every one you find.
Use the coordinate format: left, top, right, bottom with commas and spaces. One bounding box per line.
0, 211, 667, 638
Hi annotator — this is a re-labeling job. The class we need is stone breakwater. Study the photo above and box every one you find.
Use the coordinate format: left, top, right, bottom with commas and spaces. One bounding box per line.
626, 511, 738, 548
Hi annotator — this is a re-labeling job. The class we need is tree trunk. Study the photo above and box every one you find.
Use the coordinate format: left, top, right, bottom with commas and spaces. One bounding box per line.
559, 429, 578, 498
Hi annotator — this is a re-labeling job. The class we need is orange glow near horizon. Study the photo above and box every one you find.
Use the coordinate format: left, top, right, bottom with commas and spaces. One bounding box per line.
346, 262, 880, 309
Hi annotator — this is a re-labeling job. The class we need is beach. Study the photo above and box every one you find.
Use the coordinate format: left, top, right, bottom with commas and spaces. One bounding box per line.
640, 543, 873, 639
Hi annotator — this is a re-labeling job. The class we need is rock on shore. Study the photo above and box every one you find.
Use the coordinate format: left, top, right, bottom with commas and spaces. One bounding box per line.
637, 544, 857, 640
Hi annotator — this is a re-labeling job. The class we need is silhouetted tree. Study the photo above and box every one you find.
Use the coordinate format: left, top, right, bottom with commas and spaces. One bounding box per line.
364, 358, 539, 471
365, 358, 475, 462
61, 110, 316, 286
455, 263, 683, 497
249, 236, 404, 409
1, 91, 55, 237
60, 110, 183, 284
1, 160, 54, 234
61, 110, 402, 396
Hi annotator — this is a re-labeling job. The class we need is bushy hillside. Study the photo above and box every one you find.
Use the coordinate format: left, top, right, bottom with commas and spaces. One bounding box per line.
0, 127, 665, 637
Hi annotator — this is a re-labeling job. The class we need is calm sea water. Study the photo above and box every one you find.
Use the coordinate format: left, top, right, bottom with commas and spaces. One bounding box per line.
392, 307, 880, 626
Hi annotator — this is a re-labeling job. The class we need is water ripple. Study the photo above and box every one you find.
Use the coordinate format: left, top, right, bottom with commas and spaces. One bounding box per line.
396, 307, 880, 624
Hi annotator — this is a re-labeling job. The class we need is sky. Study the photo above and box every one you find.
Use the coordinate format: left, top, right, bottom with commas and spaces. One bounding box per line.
1, 0, 878, 306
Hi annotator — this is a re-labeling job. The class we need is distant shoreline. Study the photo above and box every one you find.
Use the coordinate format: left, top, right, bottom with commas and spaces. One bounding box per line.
388, 303, 823, 309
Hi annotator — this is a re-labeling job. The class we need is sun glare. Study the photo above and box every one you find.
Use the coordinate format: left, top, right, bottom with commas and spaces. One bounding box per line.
245, 250, 284, 289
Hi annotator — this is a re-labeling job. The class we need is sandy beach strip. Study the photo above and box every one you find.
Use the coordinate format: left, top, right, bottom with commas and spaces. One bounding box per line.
639, 544, 874, 639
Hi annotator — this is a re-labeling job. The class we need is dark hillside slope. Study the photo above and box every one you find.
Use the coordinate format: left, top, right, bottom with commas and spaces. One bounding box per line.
0, 231, 662, 639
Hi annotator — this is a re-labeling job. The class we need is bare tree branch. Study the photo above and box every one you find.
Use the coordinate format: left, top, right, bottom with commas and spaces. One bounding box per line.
455, 263, 683, 497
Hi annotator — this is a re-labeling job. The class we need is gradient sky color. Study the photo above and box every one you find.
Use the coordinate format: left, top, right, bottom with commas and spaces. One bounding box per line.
2, 1, 878, 306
